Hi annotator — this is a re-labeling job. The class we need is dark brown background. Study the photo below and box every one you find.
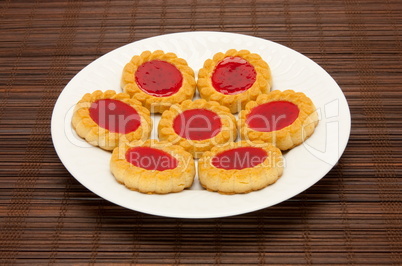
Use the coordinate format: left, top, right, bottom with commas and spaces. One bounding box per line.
0, 0, 401, 264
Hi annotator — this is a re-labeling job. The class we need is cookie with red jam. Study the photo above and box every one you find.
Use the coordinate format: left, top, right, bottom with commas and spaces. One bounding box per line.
110, 139, 195, 194
239, 90, 319, 150
197, 49, 271, 113
158, 99, 237, 158
198, 141, 283, 194
121, 50, 196, 113
72, 90, 152, 151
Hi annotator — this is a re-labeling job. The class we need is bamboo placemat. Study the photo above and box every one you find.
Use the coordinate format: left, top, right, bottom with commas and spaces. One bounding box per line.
0, 0, 401, 264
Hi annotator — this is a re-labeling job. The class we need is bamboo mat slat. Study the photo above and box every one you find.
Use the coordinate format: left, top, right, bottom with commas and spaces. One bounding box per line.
1, 0, 402, 264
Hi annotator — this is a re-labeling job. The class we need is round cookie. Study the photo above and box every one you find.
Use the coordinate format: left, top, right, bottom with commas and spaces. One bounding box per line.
110, 139, 195, 194
239, 90, 319, 150
121, 50, 196, 113
197, 49, 271, 113
198, 141, 284, 194
72, 90, 152, 151
158, 99, 237, 158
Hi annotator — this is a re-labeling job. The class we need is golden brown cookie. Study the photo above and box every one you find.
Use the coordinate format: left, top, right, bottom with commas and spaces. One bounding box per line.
110, 139, 195, 194
197, 49, 271, 113
198, 141, 284, 194
239, 90, 319, 150
72, 90, 152, 151
121, 50, 196, 113
158, 99, 237, 159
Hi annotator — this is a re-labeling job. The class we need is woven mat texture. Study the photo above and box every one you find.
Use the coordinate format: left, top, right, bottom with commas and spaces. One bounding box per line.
0, 0, 401, 264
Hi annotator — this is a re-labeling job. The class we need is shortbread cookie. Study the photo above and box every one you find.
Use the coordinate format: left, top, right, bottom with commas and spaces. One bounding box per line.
72, 90, 152, 151
121, 50, 196, 113
158, 99, 237, 158
239, 90, 319, 150
198, 141, 283, 194
197, 49, 271, 113
110, 139, 195, 194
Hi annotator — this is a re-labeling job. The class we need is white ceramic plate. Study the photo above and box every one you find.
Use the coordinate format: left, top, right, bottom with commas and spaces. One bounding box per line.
51, 31, 351, 219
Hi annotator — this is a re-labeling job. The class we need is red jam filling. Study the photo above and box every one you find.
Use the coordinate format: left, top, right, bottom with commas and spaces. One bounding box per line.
125, 146, 178, 171
212, 147, 267, 170
89, 99, 140, 134
173, 109, 222, 140
135, 60, 183, 97
211, 56, 257, 95
246, 101, 300, 132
